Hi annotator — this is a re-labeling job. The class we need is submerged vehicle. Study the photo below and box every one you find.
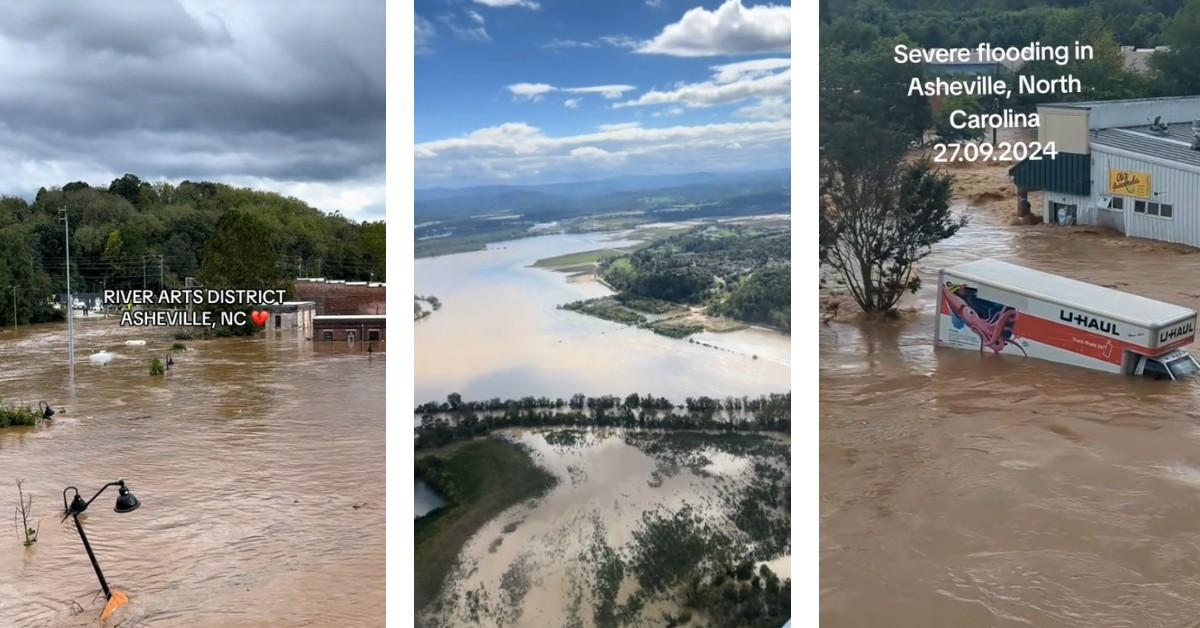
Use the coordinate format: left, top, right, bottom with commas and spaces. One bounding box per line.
936, 258, 1200, 380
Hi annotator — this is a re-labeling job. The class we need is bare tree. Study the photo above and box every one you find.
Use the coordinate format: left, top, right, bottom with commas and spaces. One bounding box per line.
13, 479, 38, 546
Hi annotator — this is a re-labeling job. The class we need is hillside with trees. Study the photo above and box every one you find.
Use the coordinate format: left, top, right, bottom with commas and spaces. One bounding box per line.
598, 224, 791, 332
0, 175, 384, 326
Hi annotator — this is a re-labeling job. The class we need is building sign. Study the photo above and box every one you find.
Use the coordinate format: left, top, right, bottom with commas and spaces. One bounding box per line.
1108, 169, 1151, 199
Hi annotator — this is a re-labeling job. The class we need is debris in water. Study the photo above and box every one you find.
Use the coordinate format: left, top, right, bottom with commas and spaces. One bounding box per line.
89, 351, 115, 365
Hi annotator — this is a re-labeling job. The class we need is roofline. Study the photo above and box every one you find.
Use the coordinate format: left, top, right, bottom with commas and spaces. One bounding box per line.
1090, 141, 1200, 176
1040, 95, 1200, 109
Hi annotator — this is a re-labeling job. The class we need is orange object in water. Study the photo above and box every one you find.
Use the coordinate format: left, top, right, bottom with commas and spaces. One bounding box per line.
100, 590, 129, 621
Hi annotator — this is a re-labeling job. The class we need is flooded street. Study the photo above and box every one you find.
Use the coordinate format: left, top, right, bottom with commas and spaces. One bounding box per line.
821, 206, 1200, 626
0, 318, 383, 626
415, 231, 790, 404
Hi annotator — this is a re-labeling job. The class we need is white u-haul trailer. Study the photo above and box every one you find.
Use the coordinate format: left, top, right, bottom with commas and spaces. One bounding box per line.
935, 259, 1200, 380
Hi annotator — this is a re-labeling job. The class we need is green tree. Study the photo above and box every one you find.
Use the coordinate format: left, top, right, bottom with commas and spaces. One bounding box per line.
199, 210, 283, 290
934, 95, 984, 143
1151, 0, 1200, 95
820, 151, 964, 314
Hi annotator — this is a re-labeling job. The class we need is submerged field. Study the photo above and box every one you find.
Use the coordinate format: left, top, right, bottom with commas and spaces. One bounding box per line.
415, 428, 790, 628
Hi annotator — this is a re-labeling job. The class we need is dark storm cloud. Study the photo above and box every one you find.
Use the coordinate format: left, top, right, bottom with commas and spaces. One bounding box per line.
0, 0, 384, 217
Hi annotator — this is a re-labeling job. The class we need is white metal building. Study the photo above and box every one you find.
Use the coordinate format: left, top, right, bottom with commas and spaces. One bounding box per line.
1012, 96, 1200, 247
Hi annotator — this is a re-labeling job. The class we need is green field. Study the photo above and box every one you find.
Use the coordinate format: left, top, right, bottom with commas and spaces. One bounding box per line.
414, 437, 557, 615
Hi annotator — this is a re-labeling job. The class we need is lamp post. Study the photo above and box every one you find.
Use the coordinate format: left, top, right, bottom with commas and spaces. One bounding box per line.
62, 480, 141, 620
59, 208, 75, 388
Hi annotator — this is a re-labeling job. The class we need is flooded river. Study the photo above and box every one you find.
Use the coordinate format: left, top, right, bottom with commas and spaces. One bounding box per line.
0, 318, 383, 626
821, 207, 1200, 626
425, 428, 790, 627
415, 231, 791, 404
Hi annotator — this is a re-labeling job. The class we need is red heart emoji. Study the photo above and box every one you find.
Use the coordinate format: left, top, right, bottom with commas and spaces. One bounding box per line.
251, 310, 269, 327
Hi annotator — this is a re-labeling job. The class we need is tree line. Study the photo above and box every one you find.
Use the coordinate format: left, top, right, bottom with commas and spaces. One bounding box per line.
0, 174, 384, 327
415, 392, 792, 450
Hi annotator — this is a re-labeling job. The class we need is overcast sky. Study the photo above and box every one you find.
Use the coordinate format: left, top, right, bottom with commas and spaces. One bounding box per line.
416, 0, 790, 188
0, 0, 384, 220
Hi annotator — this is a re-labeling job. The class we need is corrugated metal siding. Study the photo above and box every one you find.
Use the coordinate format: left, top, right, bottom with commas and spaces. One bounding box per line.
1074, 149, 1200, 247
1010, 152, 1091, 196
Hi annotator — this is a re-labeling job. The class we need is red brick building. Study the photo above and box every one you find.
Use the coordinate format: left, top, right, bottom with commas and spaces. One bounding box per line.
294, 279, 385, 315
313, 315, 386, 344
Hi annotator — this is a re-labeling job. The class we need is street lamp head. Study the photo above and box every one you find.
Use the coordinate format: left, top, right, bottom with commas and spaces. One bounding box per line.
67, 493, 88, 517
114, 483, 140, 514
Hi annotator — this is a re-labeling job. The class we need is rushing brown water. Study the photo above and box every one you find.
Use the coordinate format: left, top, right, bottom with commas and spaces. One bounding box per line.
822, 206, 1200, 626
0, 318, 383, 627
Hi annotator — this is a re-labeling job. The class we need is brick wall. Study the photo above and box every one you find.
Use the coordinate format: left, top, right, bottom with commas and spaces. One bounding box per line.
294, 280, 386, 315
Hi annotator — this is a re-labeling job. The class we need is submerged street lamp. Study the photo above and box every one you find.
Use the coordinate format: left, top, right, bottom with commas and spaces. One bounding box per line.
62, 480, 141, 621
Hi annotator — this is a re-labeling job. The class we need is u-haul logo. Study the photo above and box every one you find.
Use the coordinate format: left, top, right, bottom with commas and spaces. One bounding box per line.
1059, 309, 1120, 337
1159, 320, 1196, 343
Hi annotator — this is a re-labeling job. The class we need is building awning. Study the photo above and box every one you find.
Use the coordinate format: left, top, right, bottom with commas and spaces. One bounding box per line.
1009, 152, 1090, 196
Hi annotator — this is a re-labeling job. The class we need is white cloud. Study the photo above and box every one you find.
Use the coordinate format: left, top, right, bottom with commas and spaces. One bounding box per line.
415, 15, 436, 54
542, 35, 638, 49
569, 146, 624, 164
440, 11, 490, 41
474, 0, 540, 9
711, 57, 790, 83
510, 83, 638, 103
615, 63, 788, 109
597, 122, 642, 132
415, 118, 789, 185
735, 96, 790, 120
638, 0, 790, 57
646, 0, 664, 6
652, 106, 686, 118
563, 84, 636, 99
508, 82, 556, 101
563, 98, 581, 109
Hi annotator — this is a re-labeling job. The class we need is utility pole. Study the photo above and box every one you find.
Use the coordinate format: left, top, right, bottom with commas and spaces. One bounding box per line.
60, 208, 75, 388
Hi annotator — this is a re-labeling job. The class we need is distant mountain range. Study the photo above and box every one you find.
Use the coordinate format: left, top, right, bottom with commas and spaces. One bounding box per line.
415, 169, 790, 223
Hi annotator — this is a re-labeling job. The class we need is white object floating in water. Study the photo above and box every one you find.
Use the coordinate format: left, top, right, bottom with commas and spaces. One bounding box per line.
124, 340, 146, 346
89, 351, 115, 365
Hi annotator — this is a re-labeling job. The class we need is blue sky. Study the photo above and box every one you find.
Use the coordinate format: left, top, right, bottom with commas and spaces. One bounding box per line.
415, 0, 791, 188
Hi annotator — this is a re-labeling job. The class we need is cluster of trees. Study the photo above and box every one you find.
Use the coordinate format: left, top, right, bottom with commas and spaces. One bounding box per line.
598, 225, 791, 330
0, 403, 40, 428
822, 0, 1200, 132
711, 265, 791, 333
0, 175, 385, 327
414, 392, 792, 449
676, 563, 791, 628
414, 456, 458, 509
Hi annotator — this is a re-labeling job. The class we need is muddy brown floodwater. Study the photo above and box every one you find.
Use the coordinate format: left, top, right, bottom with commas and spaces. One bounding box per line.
0, 318, 383, 627
822, 200, 1200, 627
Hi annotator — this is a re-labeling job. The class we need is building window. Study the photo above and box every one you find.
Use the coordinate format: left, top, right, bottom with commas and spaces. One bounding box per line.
1111, 196, 1124, 210
1148, 202, 1160, 216
1161, 204, 1173, 218
1134, 200, 1146, 213
346, 330, 356, 343
368, 329, 381, 341
322, 330, 333, 341
275, 315, 282, 328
